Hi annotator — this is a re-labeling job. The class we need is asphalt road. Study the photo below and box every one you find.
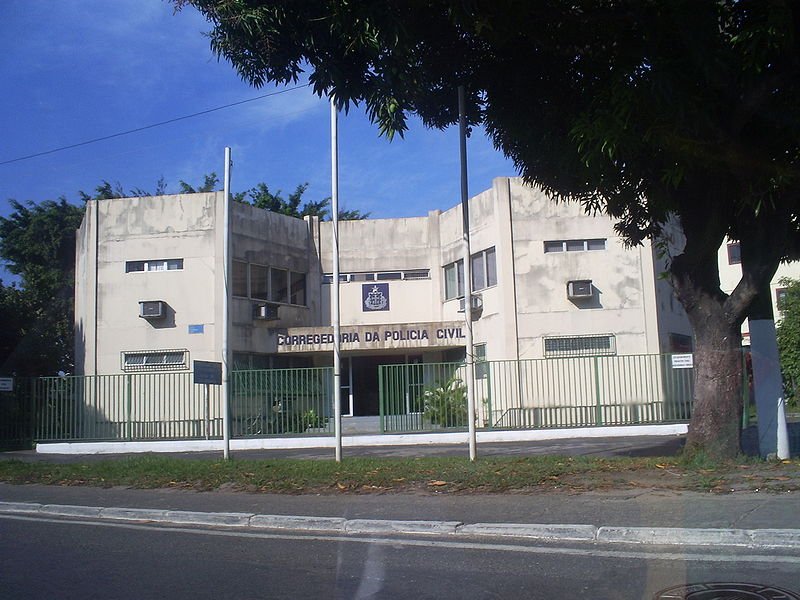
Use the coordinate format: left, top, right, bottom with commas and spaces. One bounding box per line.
2, 514, 798, 600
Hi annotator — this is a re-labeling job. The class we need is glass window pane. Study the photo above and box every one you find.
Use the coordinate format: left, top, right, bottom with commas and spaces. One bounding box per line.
250, 264, 268, 300
376, 272, 402, 280
471, 252, 486, 291
566, 240, 585, 252
404, 270, 429, 280
444, 263, 458, 300
166, 259, 183, 270
485, 247, 497, 287
147, 261, 166, 271
270, 268, 288, 303
124, 353, 145, 365
727, 242, 741, 264
232, 261, 248, 297
587, 239, 606, 251
125, 261, 145, 273
544, 241, 563, 253
457, 260, 464, 297
290, 271, 306, 305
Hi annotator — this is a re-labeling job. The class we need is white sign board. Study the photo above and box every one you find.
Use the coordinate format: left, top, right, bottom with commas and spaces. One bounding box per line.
0, 377, 13, 392
671, 354, 694, 369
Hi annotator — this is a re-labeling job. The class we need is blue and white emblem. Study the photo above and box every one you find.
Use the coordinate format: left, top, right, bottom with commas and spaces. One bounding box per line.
362, 283, 390, 311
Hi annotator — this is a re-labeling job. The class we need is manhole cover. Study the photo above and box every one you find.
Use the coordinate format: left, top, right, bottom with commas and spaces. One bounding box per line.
655, 583, 800, 599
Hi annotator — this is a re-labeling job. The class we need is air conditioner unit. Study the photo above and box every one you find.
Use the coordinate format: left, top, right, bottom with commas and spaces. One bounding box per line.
253, 302, 279, 321
139, 300, 165, 319
457, 294, 484, 313
567, 280, 593, 299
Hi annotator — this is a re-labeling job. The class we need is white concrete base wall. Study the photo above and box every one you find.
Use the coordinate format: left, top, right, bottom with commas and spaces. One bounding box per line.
36, 424, 688, 455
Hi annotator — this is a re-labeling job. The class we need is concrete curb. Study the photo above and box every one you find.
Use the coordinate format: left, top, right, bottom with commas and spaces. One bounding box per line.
35, 424, 688, 455
2, 501, 799, 549
458, 523, 597, 542
346, 519, 462, 535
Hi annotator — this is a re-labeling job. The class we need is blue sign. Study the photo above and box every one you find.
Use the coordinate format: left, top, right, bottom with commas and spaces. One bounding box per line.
193, 360, 222, 385
188, 324, 204, 334
362, 283, 390, 311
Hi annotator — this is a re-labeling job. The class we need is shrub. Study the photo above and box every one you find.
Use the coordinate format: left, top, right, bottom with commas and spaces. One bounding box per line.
423, 376, 468, 427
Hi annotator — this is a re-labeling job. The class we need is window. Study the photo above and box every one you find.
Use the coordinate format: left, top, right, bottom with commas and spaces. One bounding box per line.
125, 258, 183, 273
250, 264, 268, 300
543, 334, 616, 358
443, 247, 497, 300
234, 263, 306, 305
444, 260, 464, 300
544, 239, 606, 253
290, 271, 306, 306
232, 261, 248, 297
122, 349, 188, 371
270, 268, 288, 303
474, 343, 488, 379
472, 253, 486, 290
376, 272, 402, 281
727, 242, 741, 265
323, 269, 430, 283
669, 333, 693, 353
776, 287, 788, 311
404, 269, 430, 280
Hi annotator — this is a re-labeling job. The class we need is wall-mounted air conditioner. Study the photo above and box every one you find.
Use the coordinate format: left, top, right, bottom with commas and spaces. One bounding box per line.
253, 302, 279, 321
458, 294, 484, 313
567, 280, 593, 299
139, 300, 165, 319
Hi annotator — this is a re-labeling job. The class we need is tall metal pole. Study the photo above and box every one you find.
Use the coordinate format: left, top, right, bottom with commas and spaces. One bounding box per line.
331, 97, 343, 462
458, 86, 477, 461
221, 146, 232, 460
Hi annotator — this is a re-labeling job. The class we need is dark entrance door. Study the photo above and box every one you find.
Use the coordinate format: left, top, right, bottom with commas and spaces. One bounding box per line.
351, 355, 405, 416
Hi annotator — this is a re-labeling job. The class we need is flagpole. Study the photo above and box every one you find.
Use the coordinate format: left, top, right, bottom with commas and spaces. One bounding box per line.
221, 146, 232, 460
458, 86, 477, 462
331, 96, 343, 463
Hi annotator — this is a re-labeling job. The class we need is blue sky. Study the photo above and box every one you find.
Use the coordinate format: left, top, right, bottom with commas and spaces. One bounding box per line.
0, 0, 516, 221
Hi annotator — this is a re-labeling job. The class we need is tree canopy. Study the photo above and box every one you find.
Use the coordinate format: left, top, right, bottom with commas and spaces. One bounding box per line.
176, 0, 800, 457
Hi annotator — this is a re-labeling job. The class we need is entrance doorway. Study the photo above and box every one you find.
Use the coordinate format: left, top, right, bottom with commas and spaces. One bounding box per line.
347, 355, 420, 416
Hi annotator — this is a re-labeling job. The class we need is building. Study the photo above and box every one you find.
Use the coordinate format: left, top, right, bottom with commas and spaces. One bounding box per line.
74, 177, 693, 424
718, 239, 800, 345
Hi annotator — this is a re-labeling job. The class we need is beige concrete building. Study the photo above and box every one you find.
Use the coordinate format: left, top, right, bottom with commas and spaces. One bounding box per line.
75, 177, 693, 418
717, 240, 800, 344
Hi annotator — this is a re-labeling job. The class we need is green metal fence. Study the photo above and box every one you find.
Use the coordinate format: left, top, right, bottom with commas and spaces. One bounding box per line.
379, 353, 696, 433
28, 367, 334, 443
33, 372, 222, 442
230, 368, 333, 436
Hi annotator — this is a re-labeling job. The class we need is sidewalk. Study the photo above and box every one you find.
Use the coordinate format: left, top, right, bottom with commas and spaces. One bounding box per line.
2, 433, 798, 548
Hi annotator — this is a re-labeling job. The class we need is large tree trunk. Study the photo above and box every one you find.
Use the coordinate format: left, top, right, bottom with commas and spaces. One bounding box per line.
685, 309, 744, 458
671, 246, 745, 459
670, 197, 787, 460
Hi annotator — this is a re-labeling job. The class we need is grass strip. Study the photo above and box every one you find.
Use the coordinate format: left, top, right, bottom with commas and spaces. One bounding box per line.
0, 454, 798, 494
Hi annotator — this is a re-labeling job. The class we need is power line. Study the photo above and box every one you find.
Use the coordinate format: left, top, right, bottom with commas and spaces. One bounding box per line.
0, 84, 310, 167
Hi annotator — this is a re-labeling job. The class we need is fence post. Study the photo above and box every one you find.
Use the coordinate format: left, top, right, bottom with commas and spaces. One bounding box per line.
126, 374, 132, 441
378, 365, 385, 433
593, 356, 603, 426
484, 362, 493, 430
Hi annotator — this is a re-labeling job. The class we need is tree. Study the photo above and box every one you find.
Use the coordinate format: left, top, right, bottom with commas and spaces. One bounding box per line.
0, 199, 85, 375
175, 0, 800, 458
776, 278, 800, 411
235, 181, 369, 220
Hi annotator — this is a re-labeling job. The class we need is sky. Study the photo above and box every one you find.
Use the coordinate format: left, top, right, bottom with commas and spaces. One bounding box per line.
0, 0, 517, 222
